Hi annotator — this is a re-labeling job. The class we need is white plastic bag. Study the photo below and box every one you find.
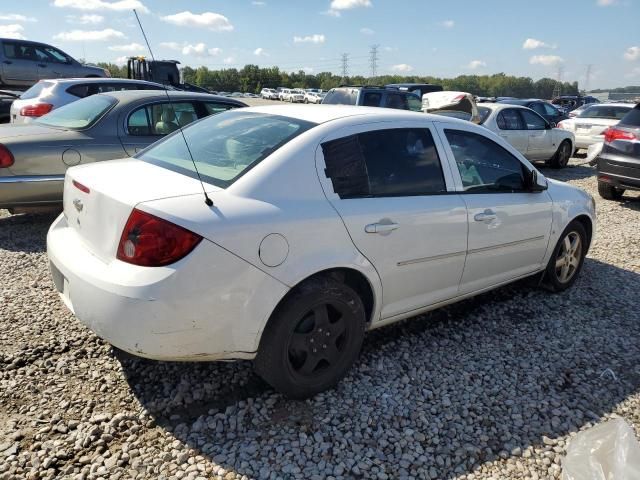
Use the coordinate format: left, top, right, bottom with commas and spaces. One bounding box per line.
562, 418, 640, 480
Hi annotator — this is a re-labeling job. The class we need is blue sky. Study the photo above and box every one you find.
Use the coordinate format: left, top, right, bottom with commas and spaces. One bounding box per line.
1, 0, 639, 88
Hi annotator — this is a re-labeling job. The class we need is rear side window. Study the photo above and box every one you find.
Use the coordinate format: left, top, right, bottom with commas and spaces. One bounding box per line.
68, 83, 156, 98
322, 128, 446, 198
407, 95, 422, 112
478, 106, 491, 125
128, 102, 198, 136
384, 93, 408, 110
362, 92, 381, 107
619, 105, 640, 127
445, 129, 525, 192
203, 102, 235, 115
496, 109, 525, 130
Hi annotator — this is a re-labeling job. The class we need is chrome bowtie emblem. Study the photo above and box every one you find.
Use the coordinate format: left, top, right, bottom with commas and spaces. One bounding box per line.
73, 198, 83, 212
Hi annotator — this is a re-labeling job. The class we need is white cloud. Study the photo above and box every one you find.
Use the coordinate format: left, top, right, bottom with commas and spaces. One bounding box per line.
323, 9, 341, 16
0, 14, 36, 22
114, 55, 128, 65
223, 56, 235, 65
468, 60, 486, 69
53, 0, 149, 14
160, 41, 181, 51
440, 20, 454, 28
254, 47, 267, 56
360, 27, 374, 35
53, 28, 126, 41
522, 38, 556, 50
391, 63, 413, 73
293, 34, 325, 44
0, 24, 26, 40
330, 0, 371, 9
161, 11, 233, 32
597, 0, 616, 5
624, 46, 640, 61
108, 42, 145, 52
182, 43, 221, 56
529, 55, 564, 66
67, 14, 104, 24
252, 1, 266, 4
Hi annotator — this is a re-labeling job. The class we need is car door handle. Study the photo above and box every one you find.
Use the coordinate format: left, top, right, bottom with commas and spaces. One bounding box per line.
365, 222, 399, 234
474, 209, 497, 222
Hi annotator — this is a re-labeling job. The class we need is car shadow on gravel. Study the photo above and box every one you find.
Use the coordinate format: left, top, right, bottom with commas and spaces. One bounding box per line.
117, 257, 640, 479
539, 162, 596, 182
0, 211, 58, 253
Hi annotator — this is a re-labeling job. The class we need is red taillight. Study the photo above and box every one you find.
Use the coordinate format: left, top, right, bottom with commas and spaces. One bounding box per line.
72, 180, 90, 194
116, 209, 202, 267
20, 103, 53, 117
603, 127, 636, 144
0, 144, 14, 168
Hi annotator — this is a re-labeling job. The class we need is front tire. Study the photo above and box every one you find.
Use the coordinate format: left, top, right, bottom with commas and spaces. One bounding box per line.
597, 181, 624, 200
543, 221, 587, 292
548, 140, 572, 169
254, 276, 366, 399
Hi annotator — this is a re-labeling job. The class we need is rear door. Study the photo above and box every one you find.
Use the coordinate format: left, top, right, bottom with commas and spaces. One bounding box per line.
0, 40, 38, 87
436, 122, 553, 294
519, 109, 554, 160
316, 120, 468, 320
495, 108, 528, 154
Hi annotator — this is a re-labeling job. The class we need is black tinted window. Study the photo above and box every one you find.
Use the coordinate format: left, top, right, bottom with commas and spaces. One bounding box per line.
322, 128, 446, 198
619, 104, 640, 127
362, 92, 381, 107
496, 109, 524, 130
543, 103, 559, 116
384, 93, 408, 110
445, 129, 525, 192
520, 109, 546, 130
530, 102, 546, 116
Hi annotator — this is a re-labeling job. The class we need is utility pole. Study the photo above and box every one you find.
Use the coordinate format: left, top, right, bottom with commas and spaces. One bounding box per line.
341, 53, 349, 80
584, 64, 593, 93
369, 44, 379, 81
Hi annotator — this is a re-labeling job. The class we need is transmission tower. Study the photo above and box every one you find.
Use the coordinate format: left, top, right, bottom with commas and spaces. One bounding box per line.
369, 44, 379, 80
584, 64, 593, 93
552, 65, 564, 98
341, 53, 349, 79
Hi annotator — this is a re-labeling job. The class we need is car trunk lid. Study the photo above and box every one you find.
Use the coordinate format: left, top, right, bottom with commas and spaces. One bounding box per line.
63, 158, 220, 262
573, 118, 618, 137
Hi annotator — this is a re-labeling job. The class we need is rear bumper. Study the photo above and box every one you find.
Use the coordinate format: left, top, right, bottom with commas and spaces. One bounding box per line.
0, 174, 64, 208
47, 214, 289, 361
597, 155, 640, 191
575, 134, 604, 149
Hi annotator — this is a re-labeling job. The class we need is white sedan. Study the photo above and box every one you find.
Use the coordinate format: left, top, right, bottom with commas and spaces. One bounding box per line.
47, 106, 595, 398
557, 103, 633, 151
304, 91, 325, 104
477, 103, 575, 168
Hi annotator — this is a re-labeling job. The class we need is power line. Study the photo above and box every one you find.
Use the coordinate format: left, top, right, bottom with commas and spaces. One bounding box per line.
369, 44, 379, 79
341, 53, 349, 78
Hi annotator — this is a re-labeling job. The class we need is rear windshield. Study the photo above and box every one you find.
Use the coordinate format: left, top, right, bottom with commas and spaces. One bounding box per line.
619, 104, 640, 127
137, 111, 315, 188
35, 94, 116, 129
20, 81, 54, 100
323, 89, 358, 105
578, 105, 632, 120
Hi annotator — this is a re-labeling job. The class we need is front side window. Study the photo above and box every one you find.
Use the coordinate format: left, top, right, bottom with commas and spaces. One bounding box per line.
138, 111, 314, 188
496, 109, 525, 130
520, 109, 547, 130
445, 129, 526, 193
322, 128, 446, 198
384, 93, 408, 110
203, 102, 234, 115
35, 94, 115, 130
529, 103, 546, 116
543, 103, 559, 116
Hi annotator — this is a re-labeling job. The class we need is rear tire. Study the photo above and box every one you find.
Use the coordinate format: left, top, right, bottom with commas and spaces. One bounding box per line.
597, 181, 624, 200
254, 276, 366, 399
543, 221, 587, 292
549, 140, 572, 169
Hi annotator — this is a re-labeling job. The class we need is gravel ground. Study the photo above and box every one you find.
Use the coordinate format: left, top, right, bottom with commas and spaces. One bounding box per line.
1, 158, 639, 480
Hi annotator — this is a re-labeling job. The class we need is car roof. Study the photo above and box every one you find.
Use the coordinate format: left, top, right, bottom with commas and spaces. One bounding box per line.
478, 103, 531, 111
97, 90, 247, 105
237, 104, 470, 125
498, 98, 545, 104
40, 78, 164, 87
583, 103, 633, 108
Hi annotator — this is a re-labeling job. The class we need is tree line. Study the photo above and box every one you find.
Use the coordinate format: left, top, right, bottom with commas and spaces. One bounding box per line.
97, 62, 582, 99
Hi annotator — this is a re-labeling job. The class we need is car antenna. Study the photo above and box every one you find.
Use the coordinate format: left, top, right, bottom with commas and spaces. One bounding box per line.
133, 9, 214, 207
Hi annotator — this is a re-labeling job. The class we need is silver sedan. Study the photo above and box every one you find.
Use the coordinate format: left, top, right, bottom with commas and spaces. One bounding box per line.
0, 90, 246, 212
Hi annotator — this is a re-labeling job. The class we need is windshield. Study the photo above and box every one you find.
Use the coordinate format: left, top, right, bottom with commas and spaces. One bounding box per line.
137, 111, 315, 188
322, 89, 357, 105
579, 105, 631, 120
20, 81, 54, 100
35, 94, 115, 129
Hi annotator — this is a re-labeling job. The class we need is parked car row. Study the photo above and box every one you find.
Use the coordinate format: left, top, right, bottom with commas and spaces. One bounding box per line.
260, 87, 327, 104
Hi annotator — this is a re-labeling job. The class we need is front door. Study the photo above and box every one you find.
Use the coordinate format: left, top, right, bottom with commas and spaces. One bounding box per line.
519, 109, 555, 160
437, 124, 553, 294
316, 121, 468, 320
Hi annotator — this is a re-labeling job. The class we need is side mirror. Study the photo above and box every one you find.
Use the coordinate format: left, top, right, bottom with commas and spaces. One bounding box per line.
526, 169, 547, 192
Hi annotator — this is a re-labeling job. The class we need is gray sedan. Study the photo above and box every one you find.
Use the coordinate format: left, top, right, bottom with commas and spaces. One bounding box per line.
0, 90, 246, 212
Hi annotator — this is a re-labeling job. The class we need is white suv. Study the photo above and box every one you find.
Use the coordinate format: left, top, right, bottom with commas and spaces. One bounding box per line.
10, 77, 165, 124
260, 88, 277, 100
